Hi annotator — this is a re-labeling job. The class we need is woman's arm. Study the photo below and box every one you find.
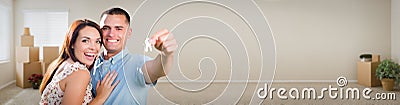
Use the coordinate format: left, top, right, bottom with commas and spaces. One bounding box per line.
61, 70, 91, 105
61, 70, 119, 105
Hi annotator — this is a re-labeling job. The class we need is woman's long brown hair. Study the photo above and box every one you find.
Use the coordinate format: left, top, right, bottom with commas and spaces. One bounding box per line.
39, 19, 103, 94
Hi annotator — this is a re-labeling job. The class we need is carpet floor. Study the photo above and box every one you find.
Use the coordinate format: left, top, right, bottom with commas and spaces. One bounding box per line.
1, 82, 399, 104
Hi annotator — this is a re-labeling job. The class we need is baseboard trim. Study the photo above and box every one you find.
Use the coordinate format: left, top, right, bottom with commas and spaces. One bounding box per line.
157, 80, 357, 83
0, 80, 16, 90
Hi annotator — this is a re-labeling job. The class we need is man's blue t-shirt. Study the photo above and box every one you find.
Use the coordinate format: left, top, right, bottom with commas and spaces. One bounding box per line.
90, 49, 155, 104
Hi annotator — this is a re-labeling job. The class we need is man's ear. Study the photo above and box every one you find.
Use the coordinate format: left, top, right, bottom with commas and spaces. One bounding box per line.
127, 27, 132, 39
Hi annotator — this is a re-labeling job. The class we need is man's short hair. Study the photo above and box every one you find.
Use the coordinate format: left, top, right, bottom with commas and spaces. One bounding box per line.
101, 7, 131, 24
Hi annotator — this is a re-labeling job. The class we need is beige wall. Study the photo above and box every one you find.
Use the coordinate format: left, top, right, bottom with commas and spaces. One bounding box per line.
0, 0, 14, 89
258, 0, 391, 81
10, 0, 391, 88
392, 0, 400, 62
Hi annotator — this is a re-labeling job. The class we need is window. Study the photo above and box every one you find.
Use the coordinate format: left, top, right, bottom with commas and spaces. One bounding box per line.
0, 3, 11, 62
24, 10, 68, 59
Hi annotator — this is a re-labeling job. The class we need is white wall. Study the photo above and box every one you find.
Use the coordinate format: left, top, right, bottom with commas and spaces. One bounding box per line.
0, 0, 14, 89
12, 0, 391, 85
392, 0, 400, 62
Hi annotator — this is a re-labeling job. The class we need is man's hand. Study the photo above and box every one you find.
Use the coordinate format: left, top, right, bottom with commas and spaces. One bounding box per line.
149, 29, 177, 56
143, 29, 177, 83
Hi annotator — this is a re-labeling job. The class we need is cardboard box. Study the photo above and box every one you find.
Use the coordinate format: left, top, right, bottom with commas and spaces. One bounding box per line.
21, 27, 34, 47
16, 47, 39, 62
41, 61, 53, 74
16, 61, 42, 88
43, 46, 59, 63
23, 27, 31, 35
372, 54, 380, 62
21, 35, 34, 47
357, 61, 381, 87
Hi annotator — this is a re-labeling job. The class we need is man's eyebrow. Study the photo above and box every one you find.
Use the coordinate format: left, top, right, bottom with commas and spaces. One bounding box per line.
115, 26, 124, 29
102, 25, 111, 28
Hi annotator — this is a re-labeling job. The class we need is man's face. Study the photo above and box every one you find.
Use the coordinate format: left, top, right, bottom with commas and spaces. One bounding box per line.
100, 14, 131, 54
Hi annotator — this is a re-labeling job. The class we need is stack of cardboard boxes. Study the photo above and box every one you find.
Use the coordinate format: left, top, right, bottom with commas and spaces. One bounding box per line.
16, 28, 61, 88
16, 28, 42, 88
357, 54, 381, 87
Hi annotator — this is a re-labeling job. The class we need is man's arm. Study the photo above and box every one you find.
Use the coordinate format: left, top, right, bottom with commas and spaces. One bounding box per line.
142, 29, 177, 83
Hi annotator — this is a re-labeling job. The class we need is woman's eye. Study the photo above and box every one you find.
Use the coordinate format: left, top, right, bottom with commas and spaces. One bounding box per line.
82, 39, 88, 43
96, 40, 101, 44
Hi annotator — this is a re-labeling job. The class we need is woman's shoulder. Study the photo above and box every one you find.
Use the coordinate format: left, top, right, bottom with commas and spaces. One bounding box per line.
57, 60, 90, 92
61, 62, 90, 88
57, 60, 89, 80
63, 60, 88, 72
67, 62, 90, 78
67, 68, 90, 81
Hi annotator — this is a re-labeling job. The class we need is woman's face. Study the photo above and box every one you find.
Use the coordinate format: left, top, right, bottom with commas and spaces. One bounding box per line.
73, 26, 101, 67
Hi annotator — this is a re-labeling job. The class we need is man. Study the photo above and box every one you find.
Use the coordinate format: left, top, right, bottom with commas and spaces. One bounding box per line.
90, 7, 177, 104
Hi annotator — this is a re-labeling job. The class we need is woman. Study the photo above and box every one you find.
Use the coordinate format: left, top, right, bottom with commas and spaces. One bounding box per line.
39, 19, 119, 105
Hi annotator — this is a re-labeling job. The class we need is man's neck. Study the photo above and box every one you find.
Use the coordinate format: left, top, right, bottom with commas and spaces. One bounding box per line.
103, 50, 121, 60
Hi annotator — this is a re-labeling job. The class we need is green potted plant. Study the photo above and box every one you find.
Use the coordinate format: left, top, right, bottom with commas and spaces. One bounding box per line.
376, 59, 400, 91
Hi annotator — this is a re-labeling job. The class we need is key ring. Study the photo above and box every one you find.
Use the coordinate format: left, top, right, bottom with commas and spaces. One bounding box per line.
144, 38, 152, 52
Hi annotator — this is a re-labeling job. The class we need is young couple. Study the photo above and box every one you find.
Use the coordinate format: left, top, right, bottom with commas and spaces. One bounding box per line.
39, 7, 177, 105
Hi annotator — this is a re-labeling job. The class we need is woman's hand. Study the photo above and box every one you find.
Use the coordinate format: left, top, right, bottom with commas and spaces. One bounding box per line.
90, 70, 119, 104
